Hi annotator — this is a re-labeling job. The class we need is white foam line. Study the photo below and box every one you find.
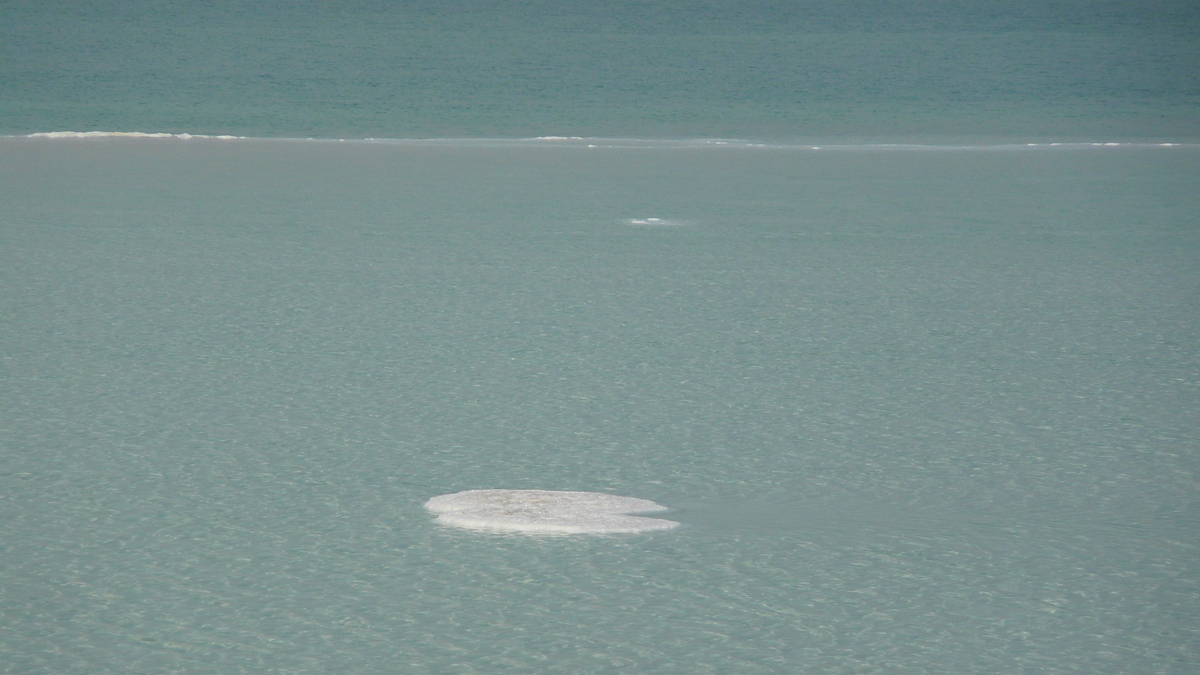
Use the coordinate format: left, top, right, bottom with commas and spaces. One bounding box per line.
25, 131, 248, 140
9, 132, 1196, 150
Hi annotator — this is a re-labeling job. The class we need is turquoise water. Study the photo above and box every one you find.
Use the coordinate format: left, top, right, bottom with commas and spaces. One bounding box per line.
3, 0, 1199, 141
3, 2, 1199, 674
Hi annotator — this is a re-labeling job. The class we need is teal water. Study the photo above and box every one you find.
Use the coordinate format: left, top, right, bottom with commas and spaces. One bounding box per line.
3, 0, 1199, 141
3, 1, 1200, 673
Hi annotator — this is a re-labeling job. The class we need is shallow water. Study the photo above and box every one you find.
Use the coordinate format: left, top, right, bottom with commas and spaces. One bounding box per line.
1, 138, 1197, 672
3, 2, 1200, 669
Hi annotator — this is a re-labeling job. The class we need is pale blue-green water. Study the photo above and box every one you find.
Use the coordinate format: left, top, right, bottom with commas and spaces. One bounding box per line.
3, 2, 1199, 674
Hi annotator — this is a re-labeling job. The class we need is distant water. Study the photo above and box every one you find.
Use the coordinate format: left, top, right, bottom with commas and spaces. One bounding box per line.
3, 1, 1199, 674
3, 0, 1199, 142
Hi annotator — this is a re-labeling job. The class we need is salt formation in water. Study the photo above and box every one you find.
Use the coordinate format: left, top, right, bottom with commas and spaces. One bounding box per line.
26, 131, 247, 140
425, 490, 680, 534
625, 217, 687, 226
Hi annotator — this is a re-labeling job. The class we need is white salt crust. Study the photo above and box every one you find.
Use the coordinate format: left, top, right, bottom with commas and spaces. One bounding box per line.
425, 489, 680, 534
625, 217, 689, 226
26, 131, 246, 140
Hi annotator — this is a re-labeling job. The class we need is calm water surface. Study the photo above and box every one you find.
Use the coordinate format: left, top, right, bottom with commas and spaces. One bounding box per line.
2, 0, 1199, 672
2, 140, 1197, 673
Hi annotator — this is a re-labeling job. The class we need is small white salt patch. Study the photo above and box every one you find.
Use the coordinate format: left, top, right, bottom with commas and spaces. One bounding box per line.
425, 489, 680, 534
625, 217, 688, 226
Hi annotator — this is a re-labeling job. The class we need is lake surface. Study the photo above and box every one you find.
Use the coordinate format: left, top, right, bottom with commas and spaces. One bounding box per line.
3, 0, 1199, 142
2, 1, 1198, 673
